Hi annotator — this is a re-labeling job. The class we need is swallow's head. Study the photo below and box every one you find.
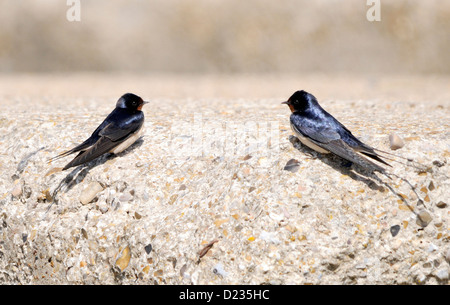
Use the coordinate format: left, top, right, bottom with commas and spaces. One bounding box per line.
282, 90, 318, 112
117, 93, 149, 112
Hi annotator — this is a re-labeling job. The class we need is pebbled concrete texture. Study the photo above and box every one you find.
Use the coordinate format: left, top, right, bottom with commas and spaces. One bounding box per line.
0, 74, 449, 284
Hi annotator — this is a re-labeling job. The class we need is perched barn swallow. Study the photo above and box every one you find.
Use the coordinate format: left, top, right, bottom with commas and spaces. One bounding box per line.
283, 90, 390, 173
49, 93, 148, 170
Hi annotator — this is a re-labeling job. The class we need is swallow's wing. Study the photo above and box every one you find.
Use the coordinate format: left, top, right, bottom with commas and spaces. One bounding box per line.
291, 115, 385, 172
98, 119, 142, 141
349, 143, 391, 166
48, 139, 94, 163
290, 115, 341, 143
62, 120, 142, 170
62, 134, 117, 170
318, 109, 392, 167
48, 114, 115, 163
335, 124, 391, 166
317, 138, 385, 172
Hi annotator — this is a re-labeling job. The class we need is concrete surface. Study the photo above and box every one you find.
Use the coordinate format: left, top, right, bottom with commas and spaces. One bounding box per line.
0, 74, 449, 284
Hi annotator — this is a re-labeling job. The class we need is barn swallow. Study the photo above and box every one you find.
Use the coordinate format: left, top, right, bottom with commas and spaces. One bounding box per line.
49, 93, 148, 170
283, 90, 390, 173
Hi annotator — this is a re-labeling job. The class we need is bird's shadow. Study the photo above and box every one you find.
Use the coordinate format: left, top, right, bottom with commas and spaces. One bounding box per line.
289, 135, 428, 220
288, 135, 385, 192
47, 137, 145, 212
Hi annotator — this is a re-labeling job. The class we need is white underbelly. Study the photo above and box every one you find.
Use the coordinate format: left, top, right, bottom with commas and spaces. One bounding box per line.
110, 125, 144, 154
291, 123, 330, 154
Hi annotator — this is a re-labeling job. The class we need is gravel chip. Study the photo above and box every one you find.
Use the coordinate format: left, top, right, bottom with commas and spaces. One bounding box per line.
389, 133, 405, 150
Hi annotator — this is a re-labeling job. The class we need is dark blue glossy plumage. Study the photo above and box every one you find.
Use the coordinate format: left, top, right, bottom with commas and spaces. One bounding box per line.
284, 90, 389, 172
50, 93, 148, 170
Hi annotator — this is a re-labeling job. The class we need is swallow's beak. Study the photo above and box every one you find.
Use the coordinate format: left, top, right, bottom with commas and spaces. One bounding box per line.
282, 100, 295, 113
138, 101, 149, 111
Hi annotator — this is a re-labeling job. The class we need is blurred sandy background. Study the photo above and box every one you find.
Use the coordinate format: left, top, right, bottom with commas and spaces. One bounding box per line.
0, 0, 448, 75
1, 1, 450, 286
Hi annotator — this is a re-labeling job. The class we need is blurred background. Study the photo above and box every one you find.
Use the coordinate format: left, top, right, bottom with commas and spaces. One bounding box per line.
0, 0, 448, 75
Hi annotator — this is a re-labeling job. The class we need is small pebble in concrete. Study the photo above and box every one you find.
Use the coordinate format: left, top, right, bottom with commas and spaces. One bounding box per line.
390, 225, 400, 237
79, 181, 104, 205
389, 133, 405, 150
